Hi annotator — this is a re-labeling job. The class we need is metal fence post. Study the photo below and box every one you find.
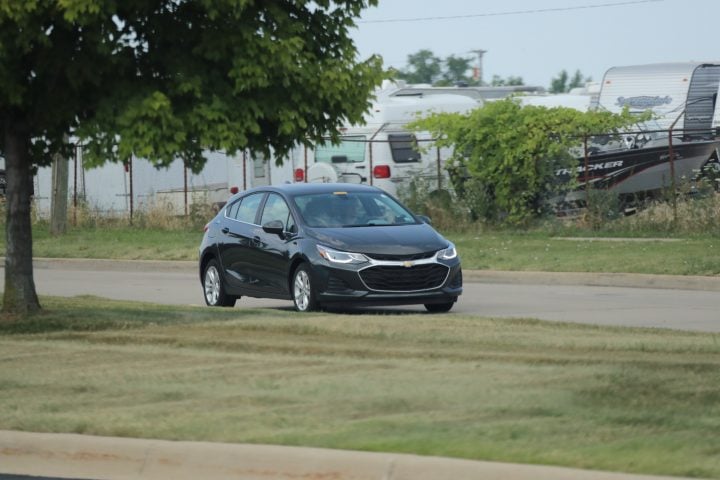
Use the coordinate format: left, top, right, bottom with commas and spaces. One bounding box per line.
183, 162, 188, 217
583, 134, 590, 212
436, 145, 442, 191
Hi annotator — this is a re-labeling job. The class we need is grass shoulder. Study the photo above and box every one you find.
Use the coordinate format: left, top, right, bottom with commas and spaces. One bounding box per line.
1, 296, 719, 478
0, 221, 718, 276
452, 231, 720, 275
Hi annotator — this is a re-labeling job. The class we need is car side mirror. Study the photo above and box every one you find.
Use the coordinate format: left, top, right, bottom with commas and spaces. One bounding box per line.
417, 215, 432, 225
262, 220, 285, 237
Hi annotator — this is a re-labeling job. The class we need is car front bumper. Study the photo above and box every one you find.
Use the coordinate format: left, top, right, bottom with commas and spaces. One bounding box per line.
312, 259, 463, 307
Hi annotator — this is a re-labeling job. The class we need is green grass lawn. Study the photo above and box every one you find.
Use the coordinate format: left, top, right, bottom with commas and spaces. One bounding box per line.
453, 232, 720, 276
28, 225, 203, 261
1, 296, 720, 478
2, 224, 718, 275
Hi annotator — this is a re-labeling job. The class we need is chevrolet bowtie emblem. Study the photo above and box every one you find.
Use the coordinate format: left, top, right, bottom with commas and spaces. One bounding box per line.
403, 261, 414, 268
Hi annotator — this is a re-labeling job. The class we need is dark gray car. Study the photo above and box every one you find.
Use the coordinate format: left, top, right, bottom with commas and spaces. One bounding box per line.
199, 183, 462, 312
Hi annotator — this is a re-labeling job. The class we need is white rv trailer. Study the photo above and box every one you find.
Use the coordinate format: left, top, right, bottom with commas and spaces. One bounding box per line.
302, 82, 482, 196
386, 84, 545, 102
28, 148, 285, 218
597, 62, 720, 134
517, 83, 600, 112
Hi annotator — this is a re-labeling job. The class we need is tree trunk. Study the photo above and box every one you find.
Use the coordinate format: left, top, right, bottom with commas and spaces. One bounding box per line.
3, 126, 41, 314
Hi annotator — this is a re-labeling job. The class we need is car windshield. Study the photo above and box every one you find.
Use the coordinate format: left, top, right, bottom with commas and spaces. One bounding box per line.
293, 191, 418, 228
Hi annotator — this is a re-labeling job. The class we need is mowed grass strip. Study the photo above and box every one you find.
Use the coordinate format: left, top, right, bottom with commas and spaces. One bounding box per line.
3, 224, 719, 275
1, 297, 720, 478
452, 232, 720, 276
28, 226, 202, 261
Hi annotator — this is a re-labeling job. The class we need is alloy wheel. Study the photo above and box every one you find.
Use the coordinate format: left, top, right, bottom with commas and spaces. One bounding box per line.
204, 265, 221, 305
294, 269, 311, 311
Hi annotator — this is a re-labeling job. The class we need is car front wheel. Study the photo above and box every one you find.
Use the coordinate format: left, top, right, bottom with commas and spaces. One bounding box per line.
292, 264, 319, 312
203, 259, 237, 307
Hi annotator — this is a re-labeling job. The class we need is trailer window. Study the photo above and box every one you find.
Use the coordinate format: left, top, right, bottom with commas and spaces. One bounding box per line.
253, 154, 266, 178
388, 134, 421, 163
315, 136, 365, 163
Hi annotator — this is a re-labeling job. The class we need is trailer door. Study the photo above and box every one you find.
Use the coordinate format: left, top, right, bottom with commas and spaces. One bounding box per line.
686, 65, 720, 139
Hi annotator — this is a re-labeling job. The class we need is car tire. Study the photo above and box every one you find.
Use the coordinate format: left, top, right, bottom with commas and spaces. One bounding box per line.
203, 259, 237, 307
292, 263, 319, 312
424, 301, 454, 313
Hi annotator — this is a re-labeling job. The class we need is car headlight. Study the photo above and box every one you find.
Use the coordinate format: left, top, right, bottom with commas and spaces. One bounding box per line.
317, 245, 369, 264
437, 244, 457, 260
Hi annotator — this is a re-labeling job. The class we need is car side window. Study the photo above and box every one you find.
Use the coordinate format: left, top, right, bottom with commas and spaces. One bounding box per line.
225, 199, 241, 220
234, 193, 264, 224
260, 193, 294, 231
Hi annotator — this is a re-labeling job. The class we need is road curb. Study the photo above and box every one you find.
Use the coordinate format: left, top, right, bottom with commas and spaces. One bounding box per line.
0, 430, 694, 480
462, 269, 720, 292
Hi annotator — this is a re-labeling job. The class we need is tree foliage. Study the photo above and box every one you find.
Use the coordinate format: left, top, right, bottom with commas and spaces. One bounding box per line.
549, 70, 570, 94
568, 69, 590, 91
410, 99, 641, 225
490, 75, 524, 87
550, 69, 592, 93
396, 49, 528, 88
438, 55, 474, 86
0, 0, 384, 313
395, 49, 442, 84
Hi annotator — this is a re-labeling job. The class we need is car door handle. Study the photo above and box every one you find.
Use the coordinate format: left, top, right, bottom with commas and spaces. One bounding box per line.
253, 236, 261, 246
221, 227, 229, 234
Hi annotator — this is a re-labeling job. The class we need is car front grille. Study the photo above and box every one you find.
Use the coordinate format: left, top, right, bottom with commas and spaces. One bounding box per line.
364, 251, 436, 261
360, 263, 449, 292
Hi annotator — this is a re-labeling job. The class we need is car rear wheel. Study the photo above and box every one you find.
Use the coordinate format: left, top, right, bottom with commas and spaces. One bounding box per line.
424, 301, 454, 313
203, 259, 237, 307
292, 264, 319, 312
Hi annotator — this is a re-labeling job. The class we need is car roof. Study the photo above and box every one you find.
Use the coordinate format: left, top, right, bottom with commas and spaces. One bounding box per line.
237, 183, 383, 197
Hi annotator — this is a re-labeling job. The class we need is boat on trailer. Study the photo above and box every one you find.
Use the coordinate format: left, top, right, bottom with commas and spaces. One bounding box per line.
555, 62, 720, 207
557, 137, 720, 203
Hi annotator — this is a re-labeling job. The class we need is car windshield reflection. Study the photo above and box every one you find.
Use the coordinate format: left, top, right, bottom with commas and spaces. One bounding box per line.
293, 191, 417, 228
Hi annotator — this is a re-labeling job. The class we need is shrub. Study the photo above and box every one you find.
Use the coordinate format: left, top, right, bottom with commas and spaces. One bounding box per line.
397, 176, 478, 232
410, 98, 643, 225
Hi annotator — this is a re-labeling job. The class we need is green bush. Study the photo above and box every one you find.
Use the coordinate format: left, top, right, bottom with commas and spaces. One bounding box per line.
411, 98, 643, 226
397, 177, 476, 232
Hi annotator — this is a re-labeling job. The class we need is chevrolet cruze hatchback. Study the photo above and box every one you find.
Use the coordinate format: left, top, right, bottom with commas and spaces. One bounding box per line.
199, 183, 462, 312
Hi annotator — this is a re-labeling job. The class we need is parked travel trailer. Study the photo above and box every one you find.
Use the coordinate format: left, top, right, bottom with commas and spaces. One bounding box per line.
386, 84, 545, 102
518, 83, 599, 112
28, 148, 286, 217
597, 62, 720, 135
302, 82, 483, 196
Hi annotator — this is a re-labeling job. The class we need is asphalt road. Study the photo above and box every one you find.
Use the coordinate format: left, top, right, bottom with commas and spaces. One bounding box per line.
2, 259, 718, 332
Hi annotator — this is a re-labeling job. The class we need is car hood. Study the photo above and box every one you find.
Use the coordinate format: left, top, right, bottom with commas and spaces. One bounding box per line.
305, 224, 448, 256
